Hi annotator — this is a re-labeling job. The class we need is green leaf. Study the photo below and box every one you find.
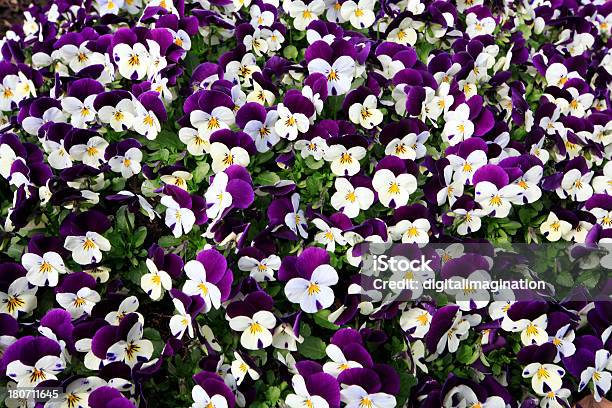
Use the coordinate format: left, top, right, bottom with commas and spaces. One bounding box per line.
304, 156, 325, 170
556, 271, 574, 287
150, 130, 185, 151
298, 336, 327, 359
456, 344, 476, 364
116, 206, 134, 232
264, 387, 281, 405
132, 226, 147, 247
159, 235, 183, 247
193, 161, 211, 184
283, 45, 298, 60
396, 372, 417, 406
312, 310, 340, 330
254, 171, 281, 186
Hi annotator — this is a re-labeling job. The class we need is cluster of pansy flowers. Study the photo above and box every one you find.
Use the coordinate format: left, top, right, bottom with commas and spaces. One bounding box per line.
0, 0, 610, 405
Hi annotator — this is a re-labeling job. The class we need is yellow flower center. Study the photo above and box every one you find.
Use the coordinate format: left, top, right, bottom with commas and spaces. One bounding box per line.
406, 226, 419, 237
39, 261, 52, 273
128, 54, 140, 67
307, 282, 320, 295
67, 393, 81, 408
359, 397, 373, 408
125, 342, 141, 360
208, 117, 220, 130
525, 323, 539, 337
29, 368, 47, 383
340, 153, 353, 164
536, 366, 550, 380
249, 322, 263, 334
489, 195, 502, 206
83, 238, 96, 250
360, 108, 372, 120
394, 143, 407, 155
5, 296, 25, 313
416, 313, 429, 326
73, 296, 86, 307
223, 154, 234, 166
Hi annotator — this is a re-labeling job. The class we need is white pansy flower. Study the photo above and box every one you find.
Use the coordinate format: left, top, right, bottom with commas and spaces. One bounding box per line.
140, 259, 172, 301
372, 169, 417, 208
21, 251, 66, 287
284, 264, 338, 313
325, 145, 366, 176
209, 142, 250, 174
348, 95, 383, 129
64, 232, 111, 265
229, 310, 276, 350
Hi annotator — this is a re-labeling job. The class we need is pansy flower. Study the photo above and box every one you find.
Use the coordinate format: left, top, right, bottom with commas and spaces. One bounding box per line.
522, 362, 565, 396
229, 309, 276, 350
372, 157, 418, 208
7, 353, 65, 388
473, 165, 523, 218
61, 79, 102, 128
97, 97, 136, 132
274, 97, 312, 141
105, 296, 141, 325
104, 319, 154, 368
306, 40, 356, 96
160, 186, 200, 238
288, 0, 325, 31
209, 137, 251, 174
348, 95, 383, 130
230, 352, 260, 385
578, 349, 612, 402
56, 273, 101, 319
183, 248, 233, 311
191, 384, 230, 408
540, 212, 572, 242
238, 103, 280, 153
21, 250, 66, 287
285, 373, 339, 408
113, 42, 150, 80
0, 277, 37, 318
238, 252, 281, 282
425, 305, 480, 354
312, 215, 349, 252
61, 211, 111, 266
68, 135, 109, 169
340, 0, 376, 29
502, 303, 549, 346
169, 291, 203, 340
141, 258, 172, 301
399, 307, 432, 338
330, 177, 374, 219
282, 247, 339, 313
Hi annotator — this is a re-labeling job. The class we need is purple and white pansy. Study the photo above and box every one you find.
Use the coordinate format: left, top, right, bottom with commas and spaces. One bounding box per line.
0, 0, 611, 406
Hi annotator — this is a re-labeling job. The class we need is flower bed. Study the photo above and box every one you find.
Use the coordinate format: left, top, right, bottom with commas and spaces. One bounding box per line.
0, 0, 611, 406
